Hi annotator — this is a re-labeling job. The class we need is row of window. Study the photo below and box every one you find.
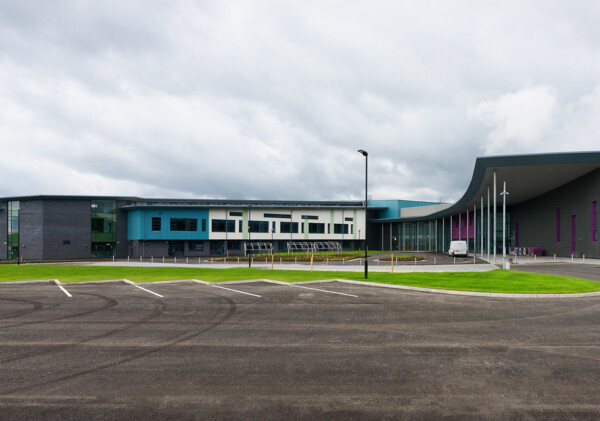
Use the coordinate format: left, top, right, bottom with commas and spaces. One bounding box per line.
229, 211, 353, 222
150, 217, 353, 234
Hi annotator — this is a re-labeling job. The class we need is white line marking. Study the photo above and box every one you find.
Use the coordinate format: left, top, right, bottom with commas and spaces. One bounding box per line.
191, 279, 211, 285
123, 279, 164, 298
212, 285, 262, 298
287, 284, 358, 298
53, 280, 72, 298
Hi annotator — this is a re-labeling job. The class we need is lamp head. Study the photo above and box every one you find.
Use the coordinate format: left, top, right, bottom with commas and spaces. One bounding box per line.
357, 149, 368, 157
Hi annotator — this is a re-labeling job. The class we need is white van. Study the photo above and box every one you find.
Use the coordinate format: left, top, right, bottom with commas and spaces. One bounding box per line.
448, 240, 468, 257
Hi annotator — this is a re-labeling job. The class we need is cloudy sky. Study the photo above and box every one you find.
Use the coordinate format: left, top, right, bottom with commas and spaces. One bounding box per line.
1, 1, 600, 202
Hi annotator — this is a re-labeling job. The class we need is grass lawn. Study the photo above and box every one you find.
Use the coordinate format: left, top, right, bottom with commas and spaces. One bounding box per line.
1, 264, 600, 294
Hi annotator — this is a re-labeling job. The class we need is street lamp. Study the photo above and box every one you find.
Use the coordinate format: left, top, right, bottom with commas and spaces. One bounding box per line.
500, 182, 509, 269
357, 149, 368, 279
271, 228, 275, 255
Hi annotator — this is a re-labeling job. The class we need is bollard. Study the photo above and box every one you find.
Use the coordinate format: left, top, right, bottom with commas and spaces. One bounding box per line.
238, 257, 240, 264
113, 256, 115, 262
295, 257, 297, 264
151, 256, 153, 263
583, 254, 585, 263
280, 257, 282, 264
454, 256, 456, 264
265, 257, 267, 264
127, 256, 130, 262
572, 254, 574, 262
163, 256, 165, 263
391, 253, 394, 273
554, 254, 556, 262
271, 254, 274, 270
434, 257, 436, 265
174, 257, 176, 264
140, 256, 142, 262
310, 254, 314, 271
199, 257, 201, 264
534, 254, 536, 262
327, 258, 329, 266
414, 257, 417, 266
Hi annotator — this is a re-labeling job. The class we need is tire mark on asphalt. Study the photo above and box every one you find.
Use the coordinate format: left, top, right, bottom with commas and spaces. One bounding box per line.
1, 290, 236, 395
0, 294, 118, 330
0, 292, 167, 365
0, 298, 44, 320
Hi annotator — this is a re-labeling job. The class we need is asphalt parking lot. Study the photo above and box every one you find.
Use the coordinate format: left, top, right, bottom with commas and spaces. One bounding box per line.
511, 263, 600, 282
2, 280, 600, 420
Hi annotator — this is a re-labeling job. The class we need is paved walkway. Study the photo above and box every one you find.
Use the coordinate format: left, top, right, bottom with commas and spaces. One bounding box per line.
88, 260, 498, 273
478, 254, 600, 265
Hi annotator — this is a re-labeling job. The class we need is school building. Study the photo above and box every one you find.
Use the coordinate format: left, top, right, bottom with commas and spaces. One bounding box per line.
2, 151, 600, 261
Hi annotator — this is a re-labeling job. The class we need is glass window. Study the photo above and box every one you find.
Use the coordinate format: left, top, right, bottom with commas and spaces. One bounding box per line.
91, 200, 117, 247
229, 211, 243, 217
211, 219, 235, 232
309, 223, 325, 234
7, 201, 20, 260
249, 221, 269, 233
280, 222, 298, 233
264, 213, 291, 219
91, 218, 104, 233
334, 224, 349, 234
170, 218, 197, 231
151, 217, 161, 231
189, 241, 204, 251
345, 217, 353, 221
302, 215, 318, 220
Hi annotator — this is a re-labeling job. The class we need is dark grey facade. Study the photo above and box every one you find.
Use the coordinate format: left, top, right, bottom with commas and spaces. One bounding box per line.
511, 167, 600, 258
23, 199, 91, 260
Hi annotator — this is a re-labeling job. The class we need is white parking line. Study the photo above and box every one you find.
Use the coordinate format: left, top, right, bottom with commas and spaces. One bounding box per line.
123, 279, 164, 298
53, 280, 72, 298
211, 285, 262, 298
286, 284, 358, 298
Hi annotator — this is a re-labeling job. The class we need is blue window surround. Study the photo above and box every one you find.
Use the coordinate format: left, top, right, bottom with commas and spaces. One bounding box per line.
128, 209, 209, 240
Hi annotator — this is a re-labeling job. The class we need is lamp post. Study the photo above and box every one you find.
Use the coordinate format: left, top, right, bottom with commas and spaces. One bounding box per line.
357, 149, 368, 279
500, 182, 509, 269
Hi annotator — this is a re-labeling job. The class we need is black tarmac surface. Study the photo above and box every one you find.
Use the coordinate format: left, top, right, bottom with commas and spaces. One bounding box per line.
511, 262, 600, 282
2, 280, 600, 420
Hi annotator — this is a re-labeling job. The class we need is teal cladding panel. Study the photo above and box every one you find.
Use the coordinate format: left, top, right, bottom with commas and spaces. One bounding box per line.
127, 209, 209, 240
370, 200, 441, 219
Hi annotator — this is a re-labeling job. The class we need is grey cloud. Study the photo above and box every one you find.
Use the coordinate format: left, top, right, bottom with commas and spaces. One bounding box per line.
1, 1, 600, 202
